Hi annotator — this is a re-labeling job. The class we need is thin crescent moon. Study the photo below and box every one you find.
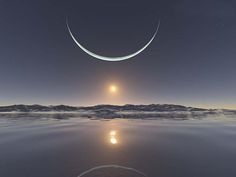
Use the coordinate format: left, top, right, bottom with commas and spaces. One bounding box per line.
77, 164, 147, 177
66, 19, 160, 61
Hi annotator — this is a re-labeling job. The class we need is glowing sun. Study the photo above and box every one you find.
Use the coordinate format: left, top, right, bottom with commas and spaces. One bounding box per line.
109, 85, 118, 93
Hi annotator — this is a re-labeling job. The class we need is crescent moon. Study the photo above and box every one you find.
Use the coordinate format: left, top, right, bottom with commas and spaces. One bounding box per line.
77, 164, 147, 177
66, 19, 160, 61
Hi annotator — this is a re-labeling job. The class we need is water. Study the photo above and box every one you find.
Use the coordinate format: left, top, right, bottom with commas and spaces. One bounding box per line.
0, 117, 236, 177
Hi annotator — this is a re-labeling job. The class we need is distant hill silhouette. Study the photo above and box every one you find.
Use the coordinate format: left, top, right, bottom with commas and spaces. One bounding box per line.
0, 104, 235, 119
0, 104, 207, 112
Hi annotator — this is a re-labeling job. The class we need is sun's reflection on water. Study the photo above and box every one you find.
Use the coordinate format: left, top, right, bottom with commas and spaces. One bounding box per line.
110, 137, 118, 144
109, 130, 118, 145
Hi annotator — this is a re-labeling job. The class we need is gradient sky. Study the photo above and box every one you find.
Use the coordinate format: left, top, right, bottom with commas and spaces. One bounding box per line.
0, 0, 236, 108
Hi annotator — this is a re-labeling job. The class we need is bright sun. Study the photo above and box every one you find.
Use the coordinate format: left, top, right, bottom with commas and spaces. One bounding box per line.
109, 85, 117, 93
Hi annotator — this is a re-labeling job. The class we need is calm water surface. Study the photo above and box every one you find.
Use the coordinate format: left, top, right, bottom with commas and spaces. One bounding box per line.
0, 117, 236, 177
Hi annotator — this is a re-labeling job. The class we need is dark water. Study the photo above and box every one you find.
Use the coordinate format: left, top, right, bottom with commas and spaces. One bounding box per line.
0, 118, 236, 177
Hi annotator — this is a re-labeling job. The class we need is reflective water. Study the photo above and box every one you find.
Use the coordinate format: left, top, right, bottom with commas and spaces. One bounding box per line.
0, 118, 236, 177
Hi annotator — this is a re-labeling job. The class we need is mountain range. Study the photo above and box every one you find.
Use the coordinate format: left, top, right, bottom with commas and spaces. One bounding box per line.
0, 104, 235, 119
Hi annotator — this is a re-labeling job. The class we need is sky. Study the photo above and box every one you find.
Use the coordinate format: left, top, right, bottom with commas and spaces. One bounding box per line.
0, 0, 236, 108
